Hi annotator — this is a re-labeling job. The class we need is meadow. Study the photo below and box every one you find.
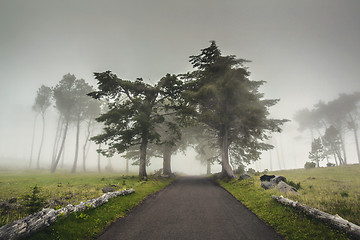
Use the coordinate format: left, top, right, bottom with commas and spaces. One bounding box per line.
271, 164, 360, 226
219, 164, 360, 240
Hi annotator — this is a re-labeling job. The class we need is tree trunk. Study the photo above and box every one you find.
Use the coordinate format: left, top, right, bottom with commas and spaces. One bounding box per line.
51, 120, 69, 173
71, 117, 81, 173
97, 144, 101, 173
333, 152, 339, 166
52, 116, 63, 166
339, 133, 347, 164
82, 120, 92, 172
354, 128, 360, 164
61, 145, 65, 168
206, 160, 211, 175
162, 145, 172, 175
139, 135, 148, 179
29, 114, 38, 168
220, 130, 235, 178
349, 114, 360, 164
36, 114, 46, 169
126, 158, 129, 175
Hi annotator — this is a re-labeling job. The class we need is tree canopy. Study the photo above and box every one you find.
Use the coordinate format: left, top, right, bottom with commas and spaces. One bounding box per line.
89, 72, 184, 179
183, 41, 287, 178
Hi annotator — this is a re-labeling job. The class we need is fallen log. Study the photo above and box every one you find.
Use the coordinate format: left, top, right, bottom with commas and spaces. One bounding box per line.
272, 195, 360, 239
0, 189, 135, 240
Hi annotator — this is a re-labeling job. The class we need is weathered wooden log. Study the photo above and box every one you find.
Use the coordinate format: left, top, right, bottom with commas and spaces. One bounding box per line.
272, 195, 360, 239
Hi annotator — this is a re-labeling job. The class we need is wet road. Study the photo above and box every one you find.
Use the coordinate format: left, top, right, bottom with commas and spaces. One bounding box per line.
97, 176, 283, 240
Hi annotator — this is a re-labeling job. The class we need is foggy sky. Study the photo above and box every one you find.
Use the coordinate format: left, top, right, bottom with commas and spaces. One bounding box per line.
1, 0, 360, 173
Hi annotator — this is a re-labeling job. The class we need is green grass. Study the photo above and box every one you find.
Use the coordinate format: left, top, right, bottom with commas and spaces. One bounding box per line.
271, 164, 360, 226
0, 170, 171, 228
219, 174, 352, 240
27, 176, 171, 240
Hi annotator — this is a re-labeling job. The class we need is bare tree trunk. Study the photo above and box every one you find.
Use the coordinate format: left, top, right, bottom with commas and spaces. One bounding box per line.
349, 114, 360, 164
29, 114, 38, 168
51, 120, 69, 173
221, 130, 235, 178
339, 133, 347, 164
354, 128, 360, 164
333, 152, 339, 166
82, 120, 92, 172
126, 158, 129, 175
206, 160, 211, 175
97, 144, 101, 173
71, 117, 81, 173
139, 135, 148, 179
36, 114, 46, 169
51, 116, 63, 166
61, 145, 65, 168
162, 145, 172, 175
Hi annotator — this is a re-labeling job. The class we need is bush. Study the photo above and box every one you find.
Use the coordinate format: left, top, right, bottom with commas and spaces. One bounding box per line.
23, 185, 46, 214
286, 180, 302, 190
327, 162, 335, 167
233, 165, 245, 175
304, 162, 316, 169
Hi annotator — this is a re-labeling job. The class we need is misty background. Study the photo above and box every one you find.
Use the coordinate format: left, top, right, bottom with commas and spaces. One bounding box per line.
0, 0, 359, 174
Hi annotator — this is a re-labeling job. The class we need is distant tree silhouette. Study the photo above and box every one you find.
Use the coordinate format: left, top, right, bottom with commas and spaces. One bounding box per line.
32, 85, 52, 169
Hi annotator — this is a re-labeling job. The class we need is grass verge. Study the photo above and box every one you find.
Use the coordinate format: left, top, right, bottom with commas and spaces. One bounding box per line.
219, 177, 351, 240
26, 176, 172, 240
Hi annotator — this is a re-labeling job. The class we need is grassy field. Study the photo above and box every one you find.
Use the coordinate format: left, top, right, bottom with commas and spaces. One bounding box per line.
271, 164, 360, 226
219, 164, 360, 240
0, 170, 172, 228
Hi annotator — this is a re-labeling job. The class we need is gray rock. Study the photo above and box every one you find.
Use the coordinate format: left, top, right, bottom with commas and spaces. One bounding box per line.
102, 186, 115, 193
238, 174, 252, 181
261, 181, 276, 190
271, 176, 287, 184
260, 174, 275, 182
276, 181, 298, 194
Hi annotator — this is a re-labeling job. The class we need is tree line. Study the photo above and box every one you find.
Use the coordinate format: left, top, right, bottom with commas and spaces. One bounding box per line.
29, 74, 101, 173
295, 92, 360, 167
89, 41, 287, 179
30, 41, 286, 178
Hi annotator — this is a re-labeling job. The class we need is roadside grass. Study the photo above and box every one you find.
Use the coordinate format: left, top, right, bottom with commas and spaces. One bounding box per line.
219, 177, 350, 240
271, 164, 360, 226
26, 177, 172, 240
0, 170, 169, 227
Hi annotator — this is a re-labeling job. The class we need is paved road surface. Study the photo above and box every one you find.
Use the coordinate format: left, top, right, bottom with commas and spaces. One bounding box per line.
97, 176, 283, 240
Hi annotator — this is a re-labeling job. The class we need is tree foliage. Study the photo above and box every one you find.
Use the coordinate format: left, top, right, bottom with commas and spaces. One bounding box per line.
183, 41, 287, 178
295, 92, 360, 165
308, 138, 325, 167
89, 72, 183, 179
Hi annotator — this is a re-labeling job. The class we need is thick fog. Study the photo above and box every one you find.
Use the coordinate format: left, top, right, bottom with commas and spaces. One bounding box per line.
0, 0, 359, 174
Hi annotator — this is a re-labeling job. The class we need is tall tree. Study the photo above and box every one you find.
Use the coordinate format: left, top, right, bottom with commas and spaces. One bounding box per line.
323, 125, 344, 165
89, 72, 183, 179
82, 99, 101, 172
183, 41, 287, 178
70, 79, 95, 173
51, 74, 77, 173
32, 85, 52, 169
308, 138, 325, 167
335, 92, 360, 164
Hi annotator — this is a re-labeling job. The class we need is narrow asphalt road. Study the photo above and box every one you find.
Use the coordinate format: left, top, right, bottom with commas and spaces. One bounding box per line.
97, 176, 283, 240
